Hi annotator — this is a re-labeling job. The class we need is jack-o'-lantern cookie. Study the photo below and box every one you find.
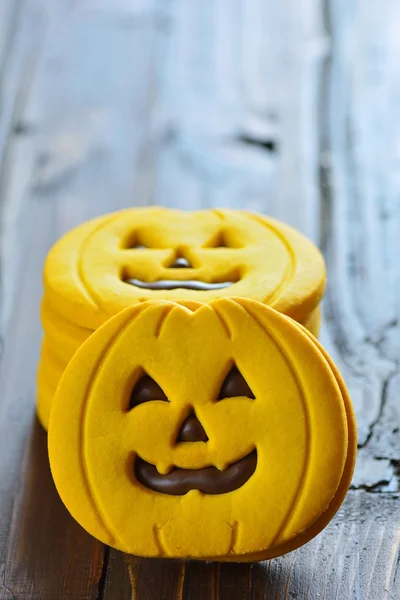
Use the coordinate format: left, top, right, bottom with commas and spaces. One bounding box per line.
43, 207, 326, 330
48, 298, 356, 561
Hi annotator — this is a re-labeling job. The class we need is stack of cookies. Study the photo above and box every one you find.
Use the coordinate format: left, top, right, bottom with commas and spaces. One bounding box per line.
38, 206, 357, 562
37, 207, 326, 430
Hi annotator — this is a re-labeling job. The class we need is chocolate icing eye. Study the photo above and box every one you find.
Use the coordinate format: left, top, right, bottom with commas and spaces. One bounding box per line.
129, 375, 168, 409
212, 234, 229, 248
218, 367, 255, 400
204, 229, 243, 249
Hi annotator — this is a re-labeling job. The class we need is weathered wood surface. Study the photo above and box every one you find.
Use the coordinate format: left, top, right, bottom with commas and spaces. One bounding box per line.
0, 0, 399, 598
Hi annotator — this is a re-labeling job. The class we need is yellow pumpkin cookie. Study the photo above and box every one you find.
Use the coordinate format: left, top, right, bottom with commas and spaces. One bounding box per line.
48, 298, 355, 560
43, 207, 326, 330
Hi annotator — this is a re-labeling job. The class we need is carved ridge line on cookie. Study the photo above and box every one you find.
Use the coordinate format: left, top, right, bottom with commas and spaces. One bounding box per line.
154, 518, 178, 558
211, 208, 226, 222
227, 520, 239, 555
296, 322, 356, 507
152, 524, 166, 557
231, 299, 311, 547
76, 213, 123, 317
81, 306, 147, 547
243, 212, 296, 306
154, 304, 176, 339
211, 304, 233, 340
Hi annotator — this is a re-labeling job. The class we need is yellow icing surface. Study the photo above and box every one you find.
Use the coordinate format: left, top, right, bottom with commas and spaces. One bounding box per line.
48, 298, 355, 560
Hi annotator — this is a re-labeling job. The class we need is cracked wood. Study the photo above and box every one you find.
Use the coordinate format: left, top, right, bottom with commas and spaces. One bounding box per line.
0, 0, 399, 599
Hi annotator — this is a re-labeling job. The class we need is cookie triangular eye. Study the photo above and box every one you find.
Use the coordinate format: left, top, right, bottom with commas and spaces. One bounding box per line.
129, 375, 168, 409
218, 366, 255, 400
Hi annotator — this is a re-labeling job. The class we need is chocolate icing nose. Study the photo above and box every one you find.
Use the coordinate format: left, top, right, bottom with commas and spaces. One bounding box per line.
169, 257, 192, 268
177, 412, 208, 442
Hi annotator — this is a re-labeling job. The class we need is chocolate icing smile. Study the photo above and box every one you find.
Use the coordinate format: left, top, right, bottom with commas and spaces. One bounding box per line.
134, 450, 257, 495
125, 254, 236, 290
126, 279, 233, 291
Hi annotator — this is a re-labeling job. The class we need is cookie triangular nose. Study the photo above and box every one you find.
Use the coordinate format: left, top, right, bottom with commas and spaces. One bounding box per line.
177, 411, 208, 442
169, 257, 192, 268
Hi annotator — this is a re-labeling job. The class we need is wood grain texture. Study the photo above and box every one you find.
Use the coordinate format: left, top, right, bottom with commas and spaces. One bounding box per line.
0, 420, 104, 600
0, 0, 399, 598
320, 0, 400, 497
